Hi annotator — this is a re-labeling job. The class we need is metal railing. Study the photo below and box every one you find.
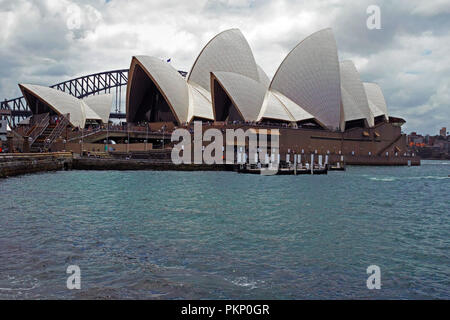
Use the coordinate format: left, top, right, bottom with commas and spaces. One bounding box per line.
1, 69, 188, 127
377, 134, 404, 156
44, 114, 70, 150
28, 113, 50, 145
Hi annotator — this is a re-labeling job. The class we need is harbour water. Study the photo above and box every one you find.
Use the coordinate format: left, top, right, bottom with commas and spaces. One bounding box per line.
0, 161, 448, 299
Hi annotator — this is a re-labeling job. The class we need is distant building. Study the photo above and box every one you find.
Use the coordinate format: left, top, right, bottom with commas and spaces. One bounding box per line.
410, 129, 450, 159
408, 132, 424, 145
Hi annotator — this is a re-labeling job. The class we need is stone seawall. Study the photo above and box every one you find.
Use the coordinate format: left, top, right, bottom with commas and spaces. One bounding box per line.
342, 155, 420, 166
0, 153, 73, 179
0, 151, 421, 179
72, 158, 229, 172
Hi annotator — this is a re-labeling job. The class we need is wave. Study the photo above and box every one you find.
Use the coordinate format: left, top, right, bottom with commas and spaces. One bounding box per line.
369, 176, 449, 182
369, 177, 396, 182
228, 276, 264, 289
406, 176, 449, 180
421, 162, 450, 165
0, 276, 39, 291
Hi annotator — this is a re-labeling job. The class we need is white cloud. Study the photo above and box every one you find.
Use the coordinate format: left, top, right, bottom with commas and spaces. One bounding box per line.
411, 0, 450, 16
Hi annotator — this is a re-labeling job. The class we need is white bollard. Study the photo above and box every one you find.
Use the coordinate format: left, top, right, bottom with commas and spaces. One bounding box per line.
294, 154, 297, 174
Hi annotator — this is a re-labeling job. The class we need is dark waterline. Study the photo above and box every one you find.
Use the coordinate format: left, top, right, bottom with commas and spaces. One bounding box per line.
0, 161, 449, 299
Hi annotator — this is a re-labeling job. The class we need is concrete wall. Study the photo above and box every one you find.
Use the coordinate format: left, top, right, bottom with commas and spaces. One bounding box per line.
0, 152, 73, 178
52, 142, 152, 154
278, 122, 405, 156
169, 121, 413, 165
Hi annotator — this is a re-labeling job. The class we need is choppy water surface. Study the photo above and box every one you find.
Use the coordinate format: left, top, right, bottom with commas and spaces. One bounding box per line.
0, 161, 448, 299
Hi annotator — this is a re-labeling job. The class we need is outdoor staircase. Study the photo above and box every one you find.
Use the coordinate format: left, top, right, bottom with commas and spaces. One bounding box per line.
30, 114, 70, 152
31, 124, 57, 152
26, 113, 50, 145
377, 134, 404, 156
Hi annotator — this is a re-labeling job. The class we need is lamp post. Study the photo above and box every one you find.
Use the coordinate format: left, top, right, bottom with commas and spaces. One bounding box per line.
127, 123, 130, 154
28, 136, 32, 153
80, 127, 84, 156
145, 123, 148, 152
106, 123, 109, 153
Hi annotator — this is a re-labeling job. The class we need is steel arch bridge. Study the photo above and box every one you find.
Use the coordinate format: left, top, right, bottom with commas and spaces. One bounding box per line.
0, 69, 188, 127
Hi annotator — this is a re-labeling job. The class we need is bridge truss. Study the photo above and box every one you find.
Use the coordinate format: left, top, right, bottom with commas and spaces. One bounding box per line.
0, 69, 188, 127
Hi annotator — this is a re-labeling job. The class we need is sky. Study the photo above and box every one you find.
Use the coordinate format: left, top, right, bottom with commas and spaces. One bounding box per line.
0, 0, 449, 134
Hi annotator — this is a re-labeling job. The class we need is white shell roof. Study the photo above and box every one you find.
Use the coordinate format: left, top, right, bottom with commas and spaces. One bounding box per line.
212, 71, 266, 121
340, 60, 374, 127
270, 28, 342, 130
271, 90, 316, 122
363, 82, 389, 120
83, 94, 113, 124
257, 91, 293, 122
257, 90, 316, 123
188, 29, 260, 92
257, 65, 271, 88
188, 82, 214, 121
81, 101, 102, 121
368, 100, 385, 118
130, 56, 190, 124
19, 84, 86, 128
341, 86, 368, 123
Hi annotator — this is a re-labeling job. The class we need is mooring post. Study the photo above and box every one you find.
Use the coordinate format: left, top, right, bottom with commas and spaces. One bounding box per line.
294, 153, 297, 175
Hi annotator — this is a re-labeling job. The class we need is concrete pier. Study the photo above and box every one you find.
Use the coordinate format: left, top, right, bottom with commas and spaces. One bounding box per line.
0, 153, 73, 178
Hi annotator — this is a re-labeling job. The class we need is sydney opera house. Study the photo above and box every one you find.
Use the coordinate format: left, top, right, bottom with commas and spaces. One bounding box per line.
126, 28, 392, 129
12, 28, 409, 161
19, 84, 113, 128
